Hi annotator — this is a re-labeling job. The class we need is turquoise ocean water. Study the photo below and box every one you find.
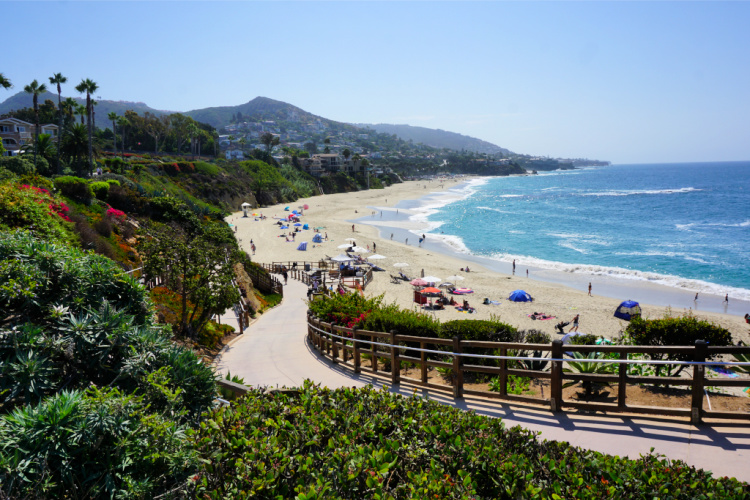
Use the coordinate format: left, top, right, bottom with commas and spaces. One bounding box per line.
415, 162, 750, 303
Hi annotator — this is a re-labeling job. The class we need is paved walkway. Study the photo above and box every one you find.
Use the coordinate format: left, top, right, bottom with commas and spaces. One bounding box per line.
215, 278, 750, 482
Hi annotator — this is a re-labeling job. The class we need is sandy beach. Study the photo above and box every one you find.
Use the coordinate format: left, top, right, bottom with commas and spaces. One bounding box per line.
228, 179, 750, 344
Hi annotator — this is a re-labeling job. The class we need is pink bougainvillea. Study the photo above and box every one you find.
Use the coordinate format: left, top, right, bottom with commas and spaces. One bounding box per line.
106, 208, 127, 220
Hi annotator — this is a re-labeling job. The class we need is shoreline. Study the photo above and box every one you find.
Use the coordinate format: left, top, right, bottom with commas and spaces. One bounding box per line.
229, 178, 750, 345
353, 178, 750, 318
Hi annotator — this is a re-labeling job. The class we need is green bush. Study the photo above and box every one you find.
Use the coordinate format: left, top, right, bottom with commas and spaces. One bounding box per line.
441, 318, 519, 342
625, 314, 733, 376
89, 180, 110, 200
0, 231, 217, 417
0, 156, 35, 175
53, 175, 93, 203
191, 382, 750, 498
0, 182, 72, 244
568, 333, 599, 345
194, 161, 219, 176
361, 302, 441, 338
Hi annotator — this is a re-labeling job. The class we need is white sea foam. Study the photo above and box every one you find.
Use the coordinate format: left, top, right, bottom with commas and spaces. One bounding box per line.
614, 250, 710, 265
484, 252, 750, 301
676, 219, 750, 231
477, 206, 512, 214
406, 177, 491, 231
581, 187, 701, 197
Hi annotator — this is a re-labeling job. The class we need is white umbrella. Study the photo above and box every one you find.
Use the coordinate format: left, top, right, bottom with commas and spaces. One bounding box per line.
393, 263, 409, 268
445, 275, 466, 282
350, 246, 369, 253
422, 276, 442, 283
367, 254, 387, 260
330, 254, 355, 262
337, 243, 353, 249
345, 237, 357, 242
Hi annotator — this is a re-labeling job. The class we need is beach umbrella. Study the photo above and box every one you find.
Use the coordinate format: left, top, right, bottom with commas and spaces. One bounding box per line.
294, 223, 302, 226
439, 282, 455, 289
280, 225, 288, 229
303, 204, 309, 210
345, 237, 357, 242
367, 254, 387, 260
350, 246, 369, 253
330, 254, 355, 262
508, 290, 533, 302
410, 278, 428, 287
445, 275, 465, 282
394, 262, 409, 268
337, 243, 352, 249
420, 287, 442, 296
284, 206, 290, 211
422, 275, 442, 283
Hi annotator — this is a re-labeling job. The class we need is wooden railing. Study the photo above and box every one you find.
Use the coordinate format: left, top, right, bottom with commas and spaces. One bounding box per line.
246, 264, 283, 297
306, 314, 750, 424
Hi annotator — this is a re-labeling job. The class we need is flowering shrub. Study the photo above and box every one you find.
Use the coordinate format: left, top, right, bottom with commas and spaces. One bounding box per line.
0, 183, 72, 243
106, 207, 127, 220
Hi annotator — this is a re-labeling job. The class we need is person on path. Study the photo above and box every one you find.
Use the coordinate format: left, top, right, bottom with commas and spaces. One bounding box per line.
588, 282, 592, 296
282, 269, 288, 285
570, 314, 580, 332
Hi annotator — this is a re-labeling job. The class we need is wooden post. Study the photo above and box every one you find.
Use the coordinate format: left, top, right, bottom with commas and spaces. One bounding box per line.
420, 342, 428, 384
372, 337, 378, 373
498, 347, 508, 398
353, 328, 361, 373
550, 340, 563, 412
327, 323, 333, 357
618, 350, 627, 409
390, 330, 400, 386
691, 340, 708, 425
452, 336, 463, 399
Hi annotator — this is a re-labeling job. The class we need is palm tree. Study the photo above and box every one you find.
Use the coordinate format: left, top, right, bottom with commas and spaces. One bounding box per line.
75, 103, 86, 124
23, 80, 48, 170
108, 112, 118, 151
75, 78, 98, 175
117, 116, 128, 157
0, 73, 11, 90
48, 73, 67, 175
61, 123, 89, 175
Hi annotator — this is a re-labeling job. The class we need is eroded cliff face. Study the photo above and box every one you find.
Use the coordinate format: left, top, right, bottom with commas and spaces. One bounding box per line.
233, 262, 262, 316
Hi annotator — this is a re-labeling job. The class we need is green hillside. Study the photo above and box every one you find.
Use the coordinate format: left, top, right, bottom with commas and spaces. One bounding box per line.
366, 123, 512, 155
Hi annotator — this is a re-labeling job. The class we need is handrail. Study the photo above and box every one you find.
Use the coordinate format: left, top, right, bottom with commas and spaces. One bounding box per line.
306, 315, 750, 424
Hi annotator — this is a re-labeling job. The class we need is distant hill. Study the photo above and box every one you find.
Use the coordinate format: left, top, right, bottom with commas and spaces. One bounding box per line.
1, 92, 514, 155
0, 91, 169, 126
364, 123, 511, 155
185, 96, 330, 129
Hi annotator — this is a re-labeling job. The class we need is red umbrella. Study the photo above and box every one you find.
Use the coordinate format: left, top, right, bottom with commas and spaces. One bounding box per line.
303, 204, 309, 210
420, 287, 442, 295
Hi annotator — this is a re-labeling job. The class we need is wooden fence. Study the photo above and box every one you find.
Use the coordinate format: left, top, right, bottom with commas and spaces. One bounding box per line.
260, 261, 374, 291
306, 314, 750, 424
246, 264, 284, 297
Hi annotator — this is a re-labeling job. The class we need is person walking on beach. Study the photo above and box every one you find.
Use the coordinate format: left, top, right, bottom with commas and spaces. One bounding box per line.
512, 260, 516, 275
570, 314, 580, 332
251, 243, 256, 255
405, 238, 409, 245
526, 269, 528, 278
325, 232, 328, 241
390, 233, 393, 240
588, 282, 592, 296
725, 294, 729, 304
352, 224, 355, 232
694, 292, 699, 301
373, 242, 376, 252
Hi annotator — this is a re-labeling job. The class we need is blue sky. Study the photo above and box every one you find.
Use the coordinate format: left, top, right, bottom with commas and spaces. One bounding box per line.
3, 1, 749, 164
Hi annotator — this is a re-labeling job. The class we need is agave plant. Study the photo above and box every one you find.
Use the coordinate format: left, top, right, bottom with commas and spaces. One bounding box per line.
732, 351, 750, 375
563, 351, 617, 397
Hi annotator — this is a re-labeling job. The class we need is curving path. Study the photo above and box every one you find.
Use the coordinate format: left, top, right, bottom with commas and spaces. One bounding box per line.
215, 278, 750, 482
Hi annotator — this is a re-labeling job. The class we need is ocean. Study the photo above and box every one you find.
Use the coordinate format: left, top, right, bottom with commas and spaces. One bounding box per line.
371, 161, 750, 314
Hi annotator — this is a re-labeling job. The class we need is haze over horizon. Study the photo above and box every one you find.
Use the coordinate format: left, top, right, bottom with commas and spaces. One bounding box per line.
3, 1, 749, 164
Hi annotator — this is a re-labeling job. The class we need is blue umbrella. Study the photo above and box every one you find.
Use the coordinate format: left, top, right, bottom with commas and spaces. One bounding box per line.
508, 290, 533, 302
281, 225, 288, 229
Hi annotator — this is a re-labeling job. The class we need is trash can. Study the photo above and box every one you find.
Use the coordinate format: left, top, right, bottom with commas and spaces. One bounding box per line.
305, 263, 311, 271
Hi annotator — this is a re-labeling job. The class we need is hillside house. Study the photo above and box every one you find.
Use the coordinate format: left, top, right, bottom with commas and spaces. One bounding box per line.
1, 118, 57, 156
225, 149, 244, 160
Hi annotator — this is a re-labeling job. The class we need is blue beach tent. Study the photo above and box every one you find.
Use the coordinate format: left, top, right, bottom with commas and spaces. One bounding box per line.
297, 242, 308, 251
508, 290, 533, 302
303, 224, 309, 230
312, 233, 323, 243
614, 300, 641, 320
